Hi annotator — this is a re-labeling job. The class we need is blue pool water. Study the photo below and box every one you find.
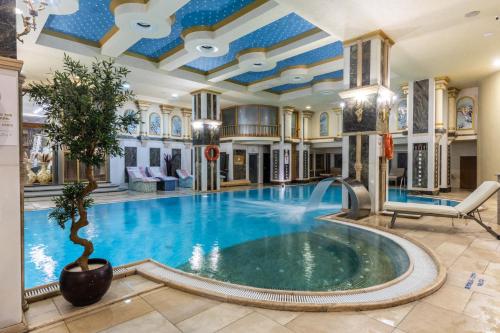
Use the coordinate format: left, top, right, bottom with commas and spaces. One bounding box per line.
24, 185, 457, 289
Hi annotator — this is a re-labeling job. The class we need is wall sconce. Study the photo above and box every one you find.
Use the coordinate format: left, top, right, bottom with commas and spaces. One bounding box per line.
16, 0, 49, 43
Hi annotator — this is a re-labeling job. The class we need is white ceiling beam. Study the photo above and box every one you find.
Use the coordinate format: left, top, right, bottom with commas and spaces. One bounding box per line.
248, 56, 343, 92
101, 0, 190, 58
279, 79, 343, 101
159, 1, 292, 71
207, 30, 337, 82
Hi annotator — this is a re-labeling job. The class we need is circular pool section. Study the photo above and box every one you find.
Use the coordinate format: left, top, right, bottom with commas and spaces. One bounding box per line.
178, 223, 410, 291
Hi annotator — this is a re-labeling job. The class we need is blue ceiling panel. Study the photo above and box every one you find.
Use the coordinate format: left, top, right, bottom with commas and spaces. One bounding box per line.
45, 0, 114, 42
127, 0, 256, 58
231, 41, 343, 84
268, 70, 343, 93
185, 13, 316, 72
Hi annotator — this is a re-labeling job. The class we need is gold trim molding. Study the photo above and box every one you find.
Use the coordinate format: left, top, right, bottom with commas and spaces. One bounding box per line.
190, 89, 222, 96
110, 0, 148, 13
343, 29, 395, 47
0, 56, 24, 72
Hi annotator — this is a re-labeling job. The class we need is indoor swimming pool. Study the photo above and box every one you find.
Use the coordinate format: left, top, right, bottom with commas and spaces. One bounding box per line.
24, 185, 457, 290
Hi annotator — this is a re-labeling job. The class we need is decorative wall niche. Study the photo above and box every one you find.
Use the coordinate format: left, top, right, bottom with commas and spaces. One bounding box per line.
456, 96, 474, 130
171, 116, 182, 137
149, 113, 161, 136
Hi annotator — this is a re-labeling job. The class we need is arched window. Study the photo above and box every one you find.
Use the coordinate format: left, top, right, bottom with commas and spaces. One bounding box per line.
124, 109, 138, 134
171, 116, 182, 137
149, 113, 161, 135
320, 112, 329, 136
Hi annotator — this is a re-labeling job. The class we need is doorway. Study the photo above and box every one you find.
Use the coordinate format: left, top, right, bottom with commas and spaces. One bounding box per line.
460, 156, 477, 189
249, 153, 259, 183
263, 153, 270, 183
172, 149, 182, 175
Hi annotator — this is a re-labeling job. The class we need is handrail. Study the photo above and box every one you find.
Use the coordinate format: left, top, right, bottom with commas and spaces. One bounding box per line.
221, 124, 280, 138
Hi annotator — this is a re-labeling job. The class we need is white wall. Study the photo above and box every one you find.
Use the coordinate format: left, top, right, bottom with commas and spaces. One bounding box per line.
0, 68, 23, 329
310, 109, 336, 138
450, 140, 477, 189
478, 71, 500, 182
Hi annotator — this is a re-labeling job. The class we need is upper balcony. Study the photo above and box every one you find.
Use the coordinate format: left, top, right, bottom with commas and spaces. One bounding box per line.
221, 124, 280, 139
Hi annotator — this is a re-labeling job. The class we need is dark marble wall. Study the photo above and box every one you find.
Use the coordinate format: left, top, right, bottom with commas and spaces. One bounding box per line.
192, 125, 220, 146
349, 44, 358, 89
149, 148, 160, 167
342, 94, 378, 133
361, 40, 371, 86
412, 143, 428, 188
348, 135, 369, 189
272, 149, 280, 180
303, 150, 308, 178
0, 0, 16, 59
412, 79, 429, 134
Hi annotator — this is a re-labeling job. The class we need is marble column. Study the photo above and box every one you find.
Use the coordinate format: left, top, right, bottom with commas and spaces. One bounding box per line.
447, 87, 459, 134
282, 106, 294, 140
160, 104, 173, 139
135, 100, 150, 139
434, 77, 449, 131
333, 107, 342, 137
182, 108, 192, 139
302, 111, 313, 140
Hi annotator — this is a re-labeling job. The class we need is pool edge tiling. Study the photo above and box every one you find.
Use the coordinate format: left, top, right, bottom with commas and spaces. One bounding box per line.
131, 220, 445, 312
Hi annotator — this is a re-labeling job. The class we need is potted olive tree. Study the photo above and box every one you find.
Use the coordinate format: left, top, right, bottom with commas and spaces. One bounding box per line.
27, 55, 139, 306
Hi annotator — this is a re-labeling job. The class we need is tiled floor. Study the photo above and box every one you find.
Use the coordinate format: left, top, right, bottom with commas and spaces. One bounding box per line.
25, 189, 500, 333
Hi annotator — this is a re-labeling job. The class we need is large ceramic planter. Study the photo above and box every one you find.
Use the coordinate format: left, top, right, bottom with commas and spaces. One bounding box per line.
60, 258, 113, 307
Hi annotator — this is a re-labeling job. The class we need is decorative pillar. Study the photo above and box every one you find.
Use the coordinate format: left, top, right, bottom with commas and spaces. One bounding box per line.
339, 30, 395, 213
182, 108, 192, 140
135, 100, 150, 139
191, 90, 221, 192
435, 77, 449, 131
436, 77, 450, 192
282, 106, 294, 140
297, 111, 311, 180
0, 0, 25, 328
447, 87, 459, 135
302, 110, 313, 140
160, 104, 173, 139
333, 107, 342, 137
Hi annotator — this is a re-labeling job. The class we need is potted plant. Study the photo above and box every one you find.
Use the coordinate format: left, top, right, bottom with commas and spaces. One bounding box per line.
26, 55, 139, 306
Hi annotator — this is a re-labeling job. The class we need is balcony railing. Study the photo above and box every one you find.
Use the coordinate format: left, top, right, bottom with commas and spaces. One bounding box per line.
221, 124, 280, 138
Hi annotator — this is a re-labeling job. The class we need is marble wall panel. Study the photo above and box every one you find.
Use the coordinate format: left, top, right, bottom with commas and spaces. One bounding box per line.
0, 0, 16, 59
413, 79, 429, 134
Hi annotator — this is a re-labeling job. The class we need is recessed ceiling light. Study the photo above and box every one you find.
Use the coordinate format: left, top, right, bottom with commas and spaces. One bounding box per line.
253, 62, 263, 67
171, 93, 179, 98
293, 76, 303, 81
196, 44, 218, 54
494, 58, 500, 67
483, 32, 494, 37
465, 10, 480, 18
305, 105, 311, 110
136, 21, 152, 29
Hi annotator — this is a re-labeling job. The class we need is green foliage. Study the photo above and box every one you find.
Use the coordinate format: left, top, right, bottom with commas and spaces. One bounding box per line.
49, 182, 94, 229
26, 54, 139, 167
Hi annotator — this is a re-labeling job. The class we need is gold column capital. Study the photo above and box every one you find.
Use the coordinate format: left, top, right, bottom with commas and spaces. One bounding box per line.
447, 87, 459, 99
332, 107, 342, 114
302, 110, 314, 118
0, 56, 23, 72
181, 108, 192, 117
282, 106, 295, 115
135, 100, 151, 111
401, 83, 409, 95
434, 76, 450, 90
190, 89, 221, 96
160, 104, 174, 114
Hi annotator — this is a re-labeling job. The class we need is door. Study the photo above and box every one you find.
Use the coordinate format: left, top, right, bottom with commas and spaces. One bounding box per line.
291, 144, 298, 180
249, 154, 259, 183
460, 156, 477, 189
263, 153, 270, 183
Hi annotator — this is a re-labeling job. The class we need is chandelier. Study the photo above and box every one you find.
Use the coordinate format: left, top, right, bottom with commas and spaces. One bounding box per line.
16, 0, 49, 43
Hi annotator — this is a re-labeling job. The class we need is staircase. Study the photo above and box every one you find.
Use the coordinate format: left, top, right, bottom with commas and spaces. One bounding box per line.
24, 183, 126, 199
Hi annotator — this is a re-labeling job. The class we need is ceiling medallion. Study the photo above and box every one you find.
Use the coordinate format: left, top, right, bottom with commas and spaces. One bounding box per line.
16, 0, 49, 43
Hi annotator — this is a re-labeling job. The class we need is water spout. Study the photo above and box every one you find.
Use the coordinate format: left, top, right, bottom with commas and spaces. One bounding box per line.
306, 177, 337, 211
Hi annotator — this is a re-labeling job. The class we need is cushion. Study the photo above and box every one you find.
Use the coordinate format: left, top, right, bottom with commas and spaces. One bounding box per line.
383, 201, 459, 217
454, 181, 500, 214
177, 169, 190, 179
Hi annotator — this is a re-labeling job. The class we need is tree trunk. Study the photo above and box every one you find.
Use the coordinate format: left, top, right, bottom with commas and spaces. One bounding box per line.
70, 165, 98, 271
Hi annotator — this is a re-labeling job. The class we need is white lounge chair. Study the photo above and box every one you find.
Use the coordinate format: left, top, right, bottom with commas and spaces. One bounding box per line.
384, 181, 500, 240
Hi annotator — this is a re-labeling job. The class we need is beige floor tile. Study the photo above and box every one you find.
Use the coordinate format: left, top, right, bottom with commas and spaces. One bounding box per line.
253, 307, 300, 325
463, 292, 500, 327
398, 302, 492, 333
462, 246, 500, 264
65, 297, 153, 333
469, 239, 500, 251
99, 311, 180, 333
176, 303, 252, 333
363, 303, 416, 327
449, 255, 490, 274
53, 279, 135, 316
218, 312, 292, 333
484, 262, 500, 276
286, 312, 393, 333
31, 322, 69, 333
423, 284, 472, 313
141, 287, 219, 324
25, 299, 62, 327
117, 274, 162, 293
435, 242, 468, 267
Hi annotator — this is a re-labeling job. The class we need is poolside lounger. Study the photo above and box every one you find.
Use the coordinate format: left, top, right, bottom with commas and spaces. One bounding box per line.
126, 167, 159, 193
176, 169, 193, 188
384, 181, 500, 240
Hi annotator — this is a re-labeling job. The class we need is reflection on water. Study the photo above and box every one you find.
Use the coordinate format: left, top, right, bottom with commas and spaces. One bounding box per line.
189, 244, 204, 271
29, 245, 57, 284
